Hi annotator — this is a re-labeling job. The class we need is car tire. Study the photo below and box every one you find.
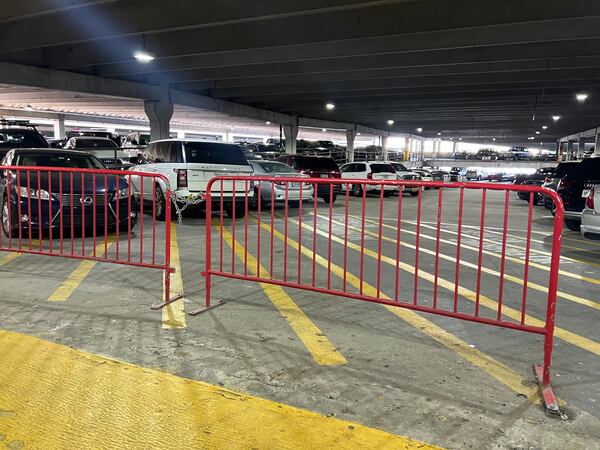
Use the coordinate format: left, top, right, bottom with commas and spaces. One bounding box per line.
410, 191, 419, 197
477, 176, 482, 181
383, 191, 393, 198
564, 218, 580, 231
1, 195, 16, 239
225, 202, 246, 219
322, 194, 337, 204
154, 185, 166, 221
248, 188, 260, 210
351, 184, 362, 197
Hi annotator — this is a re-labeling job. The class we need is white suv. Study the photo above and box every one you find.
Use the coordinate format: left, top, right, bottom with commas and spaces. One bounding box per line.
130, 139, 253, 219
339, 161, 398, 197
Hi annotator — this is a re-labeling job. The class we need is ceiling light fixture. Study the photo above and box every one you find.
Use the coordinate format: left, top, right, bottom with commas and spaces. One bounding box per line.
416, 127, 423, 133
576, 93, 589, 102
133, 50, 155, 63
492, 138, 496, 141
322, 128, 327, 132
552, 115, 561, 121
542, 125, 548, 130
325, 103, 335, 110
387, 119, 395, 126
265, 121, 271, 125
437, 132, 442, 136
536, 131, 540, 134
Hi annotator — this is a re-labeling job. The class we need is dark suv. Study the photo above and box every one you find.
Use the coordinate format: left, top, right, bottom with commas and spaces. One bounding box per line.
0, 120, 49, 161
276, 154, 341, 204
556, 157, 600, 231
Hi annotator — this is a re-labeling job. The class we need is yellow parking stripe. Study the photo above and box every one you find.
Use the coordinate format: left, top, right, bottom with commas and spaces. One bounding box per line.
354, 216, 600, 312
0, 329, 437, 449
290, 217, 600, 358
0, 252, 21, 266
365, 216, 600, 286
48, 238, 115, 302
255, 218, 539, 400
162, 224, 186, 329
218, 221, 346, 366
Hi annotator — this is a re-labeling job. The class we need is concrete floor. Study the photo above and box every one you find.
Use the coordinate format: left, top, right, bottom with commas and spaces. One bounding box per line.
1, 185, 600, 449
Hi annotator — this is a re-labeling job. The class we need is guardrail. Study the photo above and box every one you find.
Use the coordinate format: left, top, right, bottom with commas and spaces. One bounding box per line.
195, 175, 564, 416
0, 165, 176, 308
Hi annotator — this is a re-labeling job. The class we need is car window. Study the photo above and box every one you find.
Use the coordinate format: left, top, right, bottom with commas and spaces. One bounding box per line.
15, 152, 105, 169
143, 143, 157, 162
184, 142, 248, 165
73, 138, 118, 149
0, 129, 48, 148
370, 163, 395, 173
256, 161, 295, 173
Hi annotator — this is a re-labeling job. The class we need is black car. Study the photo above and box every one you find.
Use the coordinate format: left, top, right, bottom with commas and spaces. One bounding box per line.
276, 154, 341, 203
514, 167, 556, 203
556, 157, 600, 231
0, 120, 49, 162
453, 151, 469, 160
476, 149, 499, 160
0, 149, 137, 237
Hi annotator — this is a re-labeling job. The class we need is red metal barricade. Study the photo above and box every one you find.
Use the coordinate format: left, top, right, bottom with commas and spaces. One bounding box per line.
0, 165, 176, 307
195, 175, 564, 415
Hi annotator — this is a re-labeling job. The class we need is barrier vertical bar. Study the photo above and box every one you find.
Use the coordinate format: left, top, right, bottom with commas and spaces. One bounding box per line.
231, 180, 236, 273
359, 184, 367, 295
433, 187, 443, 308
256, 181, 261, 277
219, 179, 224, 273
104, 175, 109, 258
284, 182, 289, 282
453, 187, 465, 312
27, 171, 33, 251
245, 180, 250, 277
521, 192, 534, 324
497, 191, 510, 320
394, 184, 403, 302
16, 169, 22, 249
269, 182, 274, 278
204, 180, 213, 308
48, 171, 52, 253
58, 172, 62, 254
297, 181, 303, 284
312, 185, 317, 287
92, 174, 97, 257
115, 174, 120, 260
413, 187, 422, 305
376, 185, 384, 298
37, 170, 42, 251
81, 173, 86, 256
164, 185, 172, 304
475, 189, 487, 317
327, 182, 333, 290
139, 177, 144, 264
343, 183, 350, 292
127, 174, 132, 263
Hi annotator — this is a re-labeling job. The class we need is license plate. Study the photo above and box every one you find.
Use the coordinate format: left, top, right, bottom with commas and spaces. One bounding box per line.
291, 182, 300, 187
582, 189, 591, 198
319, 174, 327, 178
411, 187, 419, 192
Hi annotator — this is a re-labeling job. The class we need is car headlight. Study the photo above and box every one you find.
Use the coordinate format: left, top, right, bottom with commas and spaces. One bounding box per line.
117, 187, 131, 199
19, 186, 51, 200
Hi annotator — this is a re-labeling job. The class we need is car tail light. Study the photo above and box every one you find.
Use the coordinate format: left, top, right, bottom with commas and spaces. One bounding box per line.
586, 188, 595, 209
557, 178, 572, 190
331, 171, 341, 178
176, 169, 188, 188
367, 172, 373, 179
544, 177, 552, 183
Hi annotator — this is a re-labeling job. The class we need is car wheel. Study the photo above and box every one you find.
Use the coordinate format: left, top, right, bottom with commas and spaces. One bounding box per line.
351, 184, 362, 197
410, 191, 419, 197
154, 185, 167, 221
551, 208, 556, 217
248, 189, 259, 210
383, 191, 393, 198
322, 194, 337, 204
1, 195, 16, 238
564, 218, 580, 231
477, 176, 482, 181
225, 202, 246, 219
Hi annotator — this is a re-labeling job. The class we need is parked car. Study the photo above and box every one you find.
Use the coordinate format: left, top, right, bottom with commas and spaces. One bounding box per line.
449, 166, 464, 181
532, 150, 558, 161
248, 160, 313, 209
540, 162, 579, 211
276, 154, 341, 204
65, 130, 121, 147
581, 186, 600, 240
476, 149, 499, 160
130, 139, 253, 219
430, 170, 450, 183
0, 120, 49, 162
0, 149, 136, 237
453, 151, 469, 160
506, 147, 530, 160
63, 136, 133, 169
514, 167, 556, 204
556, 157, 600, 231
465, 168, 487, 181
487, 172, 505, 182
339, 161, 398, 197
398, 172, 422, 196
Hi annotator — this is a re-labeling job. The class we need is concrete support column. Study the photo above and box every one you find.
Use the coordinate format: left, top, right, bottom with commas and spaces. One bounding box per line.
403, 137, 409, 161
566, 140, 574, 161
346, 129, 356, 162
577, 138, 586, 160
382, 135, 390, 161
595, 132, 600, 155
283, 121, 299, 154
452, 140, 458, 155
177, 130, 185, 139
225, 131, 233, 143
144, 100, 173, 142
53, 115, 65, 140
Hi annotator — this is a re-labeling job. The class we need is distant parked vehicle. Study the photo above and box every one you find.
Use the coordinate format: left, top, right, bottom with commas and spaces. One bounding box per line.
0, 120, 49, 162
248, 160, 313, 209
540, 162, 579, 211
449, 166, 464, 181
340, 161, 398, 197
556, 157, 600, 231
453, 151, 469, 160
581, 186, 600, 240
532, 150, 558, 161
465, 169, 487, 181
507, 147, 530, 160
476, 149, 499, 160
276, 154, 341, 204
63, 136, 133, 169
65, 130, 121, 147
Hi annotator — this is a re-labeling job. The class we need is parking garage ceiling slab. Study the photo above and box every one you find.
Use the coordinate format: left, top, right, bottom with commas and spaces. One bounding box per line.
0, 0, 599, 145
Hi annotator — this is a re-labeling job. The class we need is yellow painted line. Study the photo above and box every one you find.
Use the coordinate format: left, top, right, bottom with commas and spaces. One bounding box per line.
218, 220, 346, 366
0, 252, 21, 266
352, 216, 600, 312
254, 218, 540, 401
363, 215, 600, 286
0, 329, 436, 449
288, 216, 600, 358
48, 237, 116, 302
162, 224, 187, 329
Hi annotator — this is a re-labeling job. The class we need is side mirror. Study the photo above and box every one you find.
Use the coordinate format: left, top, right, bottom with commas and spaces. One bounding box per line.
130, 155, 141, 164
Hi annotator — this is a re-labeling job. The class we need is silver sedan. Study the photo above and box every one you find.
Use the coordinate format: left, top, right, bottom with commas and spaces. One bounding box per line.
581, 184, 600, 240
249, 160, 314, 209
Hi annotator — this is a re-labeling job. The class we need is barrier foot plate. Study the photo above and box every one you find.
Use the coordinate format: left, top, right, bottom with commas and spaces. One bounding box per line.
150, 294, 184, 310
534, 365, 567, 419
188, 301, 225, 316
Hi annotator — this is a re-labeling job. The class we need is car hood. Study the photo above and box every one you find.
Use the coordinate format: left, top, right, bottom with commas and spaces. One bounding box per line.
12, 170, 128, 194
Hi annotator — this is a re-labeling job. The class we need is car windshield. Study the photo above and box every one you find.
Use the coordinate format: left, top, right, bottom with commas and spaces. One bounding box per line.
392, 163, 408, 171
292, 157, 339, 171
255, 161, 296, 173
184, 142, 249, 165
74, 138, 118, 149
370, 163, 395, 173
569, 158, 600, 179
16, 152, 106, 169
0, 129, 48, 148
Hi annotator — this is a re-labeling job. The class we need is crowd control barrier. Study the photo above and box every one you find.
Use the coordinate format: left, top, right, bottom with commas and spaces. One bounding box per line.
195, 175, 564, 416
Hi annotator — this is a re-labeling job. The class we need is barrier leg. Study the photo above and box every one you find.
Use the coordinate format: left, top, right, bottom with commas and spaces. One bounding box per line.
533, 331, 565, 418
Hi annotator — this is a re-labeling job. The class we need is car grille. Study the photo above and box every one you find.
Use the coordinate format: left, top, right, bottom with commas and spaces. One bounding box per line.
58, 193, 110, 207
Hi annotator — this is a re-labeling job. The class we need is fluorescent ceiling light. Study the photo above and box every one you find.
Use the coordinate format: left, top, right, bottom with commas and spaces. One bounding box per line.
576, 93, 589, 102
416, 127, 423, 133
552, 115, 561, 121
387, 119, 395, 125
134, 51, 155, 63
325, 103, 335, 110
542, 125, 548, 130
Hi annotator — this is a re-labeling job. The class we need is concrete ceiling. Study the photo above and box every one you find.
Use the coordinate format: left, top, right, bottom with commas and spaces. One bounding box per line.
1, 0, 599, 145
